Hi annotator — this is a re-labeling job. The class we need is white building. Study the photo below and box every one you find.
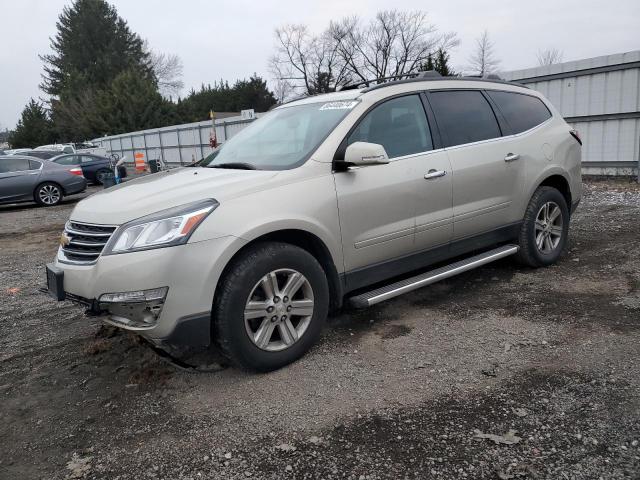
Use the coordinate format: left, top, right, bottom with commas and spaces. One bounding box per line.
502, 51, 640, 176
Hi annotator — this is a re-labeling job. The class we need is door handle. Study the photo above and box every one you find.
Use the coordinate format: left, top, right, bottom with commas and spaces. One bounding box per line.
504, 153, 520, 162
424, 169, 447, 180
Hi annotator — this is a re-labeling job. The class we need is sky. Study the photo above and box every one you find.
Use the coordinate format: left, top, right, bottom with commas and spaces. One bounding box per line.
1, 0, 639, 130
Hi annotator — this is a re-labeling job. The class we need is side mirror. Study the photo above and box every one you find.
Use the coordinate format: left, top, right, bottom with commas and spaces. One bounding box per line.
344, 142, 389, 166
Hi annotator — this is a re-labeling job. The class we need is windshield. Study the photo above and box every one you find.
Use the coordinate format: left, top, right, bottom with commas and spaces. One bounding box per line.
199, 100, 358, 170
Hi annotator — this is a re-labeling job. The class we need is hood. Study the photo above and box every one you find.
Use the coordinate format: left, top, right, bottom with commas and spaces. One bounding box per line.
71, 167, 278, 225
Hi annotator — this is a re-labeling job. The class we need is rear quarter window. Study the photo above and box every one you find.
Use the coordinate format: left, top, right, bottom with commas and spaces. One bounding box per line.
486, 90, 552, 134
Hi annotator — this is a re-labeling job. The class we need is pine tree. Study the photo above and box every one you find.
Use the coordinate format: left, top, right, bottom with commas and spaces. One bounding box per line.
175, 75, 277, 123
40, 0, 152, 97
95, 70, 171, 135
7, 100, 56, 148
434, 49, 455, 76
424, 53, 435, 72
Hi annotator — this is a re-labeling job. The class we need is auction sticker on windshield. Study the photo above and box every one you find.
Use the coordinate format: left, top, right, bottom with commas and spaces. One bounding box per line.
319, 100, 359, 110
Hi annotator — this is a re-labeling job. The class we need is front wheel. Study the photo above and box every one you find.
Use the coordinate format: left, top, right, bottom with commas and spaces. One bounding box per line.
213, 242, 329, 372
516, 186, 569, 267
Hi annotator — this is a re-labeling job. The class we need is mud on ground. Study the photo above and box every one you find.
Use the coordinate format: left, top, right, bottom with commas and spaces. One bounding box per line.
0, 179, 639, 479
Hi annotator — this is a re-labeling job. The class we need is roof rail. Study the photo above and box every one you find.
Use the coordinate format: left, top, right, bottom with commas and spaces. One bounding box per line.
336, 70, 441, 91
362, 74, 529, 92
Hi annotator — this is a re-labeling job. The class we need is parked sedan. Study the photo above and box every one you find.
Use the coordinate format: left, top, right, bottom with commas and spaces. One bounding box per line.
19, 150, 63, 160
0, 155, 87, 207
50, 153, 124, 184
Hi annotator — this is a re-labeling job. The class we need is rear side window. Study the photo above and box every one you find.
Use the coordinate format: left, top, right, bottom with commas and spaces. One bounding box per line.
54, 155, 79, 166
487, 91, 552, 134
347, 95, 433, 158
0, 158, 30, 173
429, 90, 501, 147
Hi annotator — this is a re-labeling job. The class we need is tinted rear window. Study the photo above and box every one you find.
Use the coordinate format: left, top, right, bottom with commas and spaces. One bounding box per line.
487, 91, 552, 134
54, 155, 79, 166
429, 90, 501, 147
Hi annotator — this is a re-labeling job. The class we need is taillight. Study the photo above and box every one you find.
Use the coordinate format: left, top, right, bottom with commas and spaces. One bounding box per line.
69, 167, 84, 176
569, 129, 582, 145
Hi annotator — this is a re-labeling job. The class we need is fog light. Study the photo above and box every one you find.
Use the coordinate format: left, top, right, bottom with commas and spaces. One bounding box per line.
98, 287, 168, 330
99, 287, 168, 304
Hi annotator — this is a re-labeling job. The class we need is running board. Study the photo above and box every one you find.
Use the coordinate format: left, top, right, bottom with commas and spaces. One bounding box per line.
348, 244, 519, 308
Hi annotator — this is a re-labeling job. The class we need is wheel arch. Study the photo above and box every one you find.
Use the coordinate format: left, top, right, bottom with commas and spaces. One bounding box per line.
537, 174, 572, 210
527, 167, 573, 213
214, 229, 344, 314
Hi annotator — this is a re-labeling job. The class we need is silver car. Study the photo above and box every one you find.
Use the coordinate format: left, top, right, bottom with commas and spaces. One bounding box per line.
46, 74, 582, 371
0, 155, 87, 206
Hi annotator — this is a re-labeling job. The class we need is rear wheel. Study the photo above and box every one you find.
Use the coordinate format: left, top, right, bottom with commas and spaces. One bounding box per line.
95, 168, 111, 185
213, 242, 329, 372
516, 186, 569, 267
34, 182, 63, 206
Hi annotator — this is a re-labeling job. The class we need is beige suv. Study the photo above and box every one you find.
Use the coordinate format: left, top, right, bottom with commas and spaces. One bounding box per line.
46, 73, 582, 371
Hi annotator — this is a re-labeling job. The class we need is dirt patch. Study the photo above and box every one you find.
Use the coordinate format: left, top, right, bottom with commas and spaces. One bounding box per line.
0, 180, 639, 479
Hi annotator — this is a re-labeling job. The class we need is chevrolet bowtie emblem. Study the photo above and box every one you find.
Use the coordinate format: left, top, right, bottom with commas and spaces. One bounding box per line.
60, 232, 71, 247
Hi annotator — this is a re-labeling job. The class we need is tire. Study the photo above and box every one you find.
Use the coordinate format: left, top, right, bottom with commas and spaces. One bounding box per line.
34, 182, 63, 207
213, 242, 329, 372
95, 169, 111, 185
516, 186, 569, 267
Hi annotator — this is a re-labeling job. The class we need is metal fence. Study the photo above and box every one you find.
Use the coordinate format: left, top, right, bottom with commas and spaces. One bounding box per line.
92, 114, 260, 166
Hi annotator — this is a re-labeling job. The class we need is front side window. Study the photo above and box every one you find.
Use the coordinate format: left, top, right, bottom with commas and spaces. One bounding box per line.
429, 90, 502, 147
347, 95, 433, 158
200, 101, 356, 170
486, 90, 552, 134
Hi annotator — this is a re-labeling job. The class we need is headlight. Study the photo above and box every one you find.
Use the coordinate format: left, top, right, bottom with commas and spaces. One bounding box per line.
104, 199, 218, 255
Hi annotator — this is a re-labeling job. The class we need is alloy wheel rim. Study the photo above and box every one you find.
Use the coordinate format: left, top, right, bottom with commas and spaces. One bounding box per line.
535, 201, 563, 254
244, 268, 314, 352
39, 185, 60, 205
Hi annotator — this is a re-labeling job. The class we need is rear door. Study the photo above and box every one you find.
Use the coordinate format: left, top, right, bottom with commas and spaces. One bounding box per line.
427, 89, 526, 240
0, 158, 41, 202
80, 155, 102, 180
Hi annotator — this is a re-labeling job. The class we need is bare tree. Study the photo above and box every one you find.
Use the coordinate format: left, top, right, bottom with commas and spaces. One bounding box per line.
143, 41, 184, 98
272, 78, 296, 104
330, 11, 457, 82
270, 10, 458, 95
467, 29, 500, 76
537, 48, 563, 66
269, 24, 351, 97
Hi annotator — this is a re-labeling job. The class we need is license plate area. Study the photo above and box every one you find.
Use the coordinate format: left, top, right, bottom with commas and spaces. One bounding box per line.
46, 263, 65, 301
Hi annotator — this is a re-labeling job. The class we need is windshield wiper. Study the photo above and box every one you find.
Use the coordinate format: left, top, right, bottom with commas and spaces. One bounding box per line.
209, 162, 257, 170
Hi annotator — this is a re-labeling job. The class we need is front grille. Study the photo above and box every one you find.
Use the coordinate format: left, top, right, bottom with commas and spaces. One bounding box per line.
60, 221, 117, 264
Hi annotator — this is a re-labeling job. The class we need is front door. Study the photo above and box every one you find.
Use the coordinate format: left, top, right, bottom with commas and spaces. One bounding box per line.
334, 94, 453, 282
0, 158, 41, 203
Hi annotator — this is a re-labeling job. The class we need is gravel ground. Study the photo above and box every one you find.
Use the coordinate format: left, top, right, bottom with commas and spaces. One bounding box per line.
1, 179, 639, 480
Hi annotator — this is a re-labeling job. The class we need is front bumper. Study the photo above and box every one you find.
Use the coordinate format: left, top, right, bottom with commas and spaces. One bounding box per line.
50, 235, 246, 347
